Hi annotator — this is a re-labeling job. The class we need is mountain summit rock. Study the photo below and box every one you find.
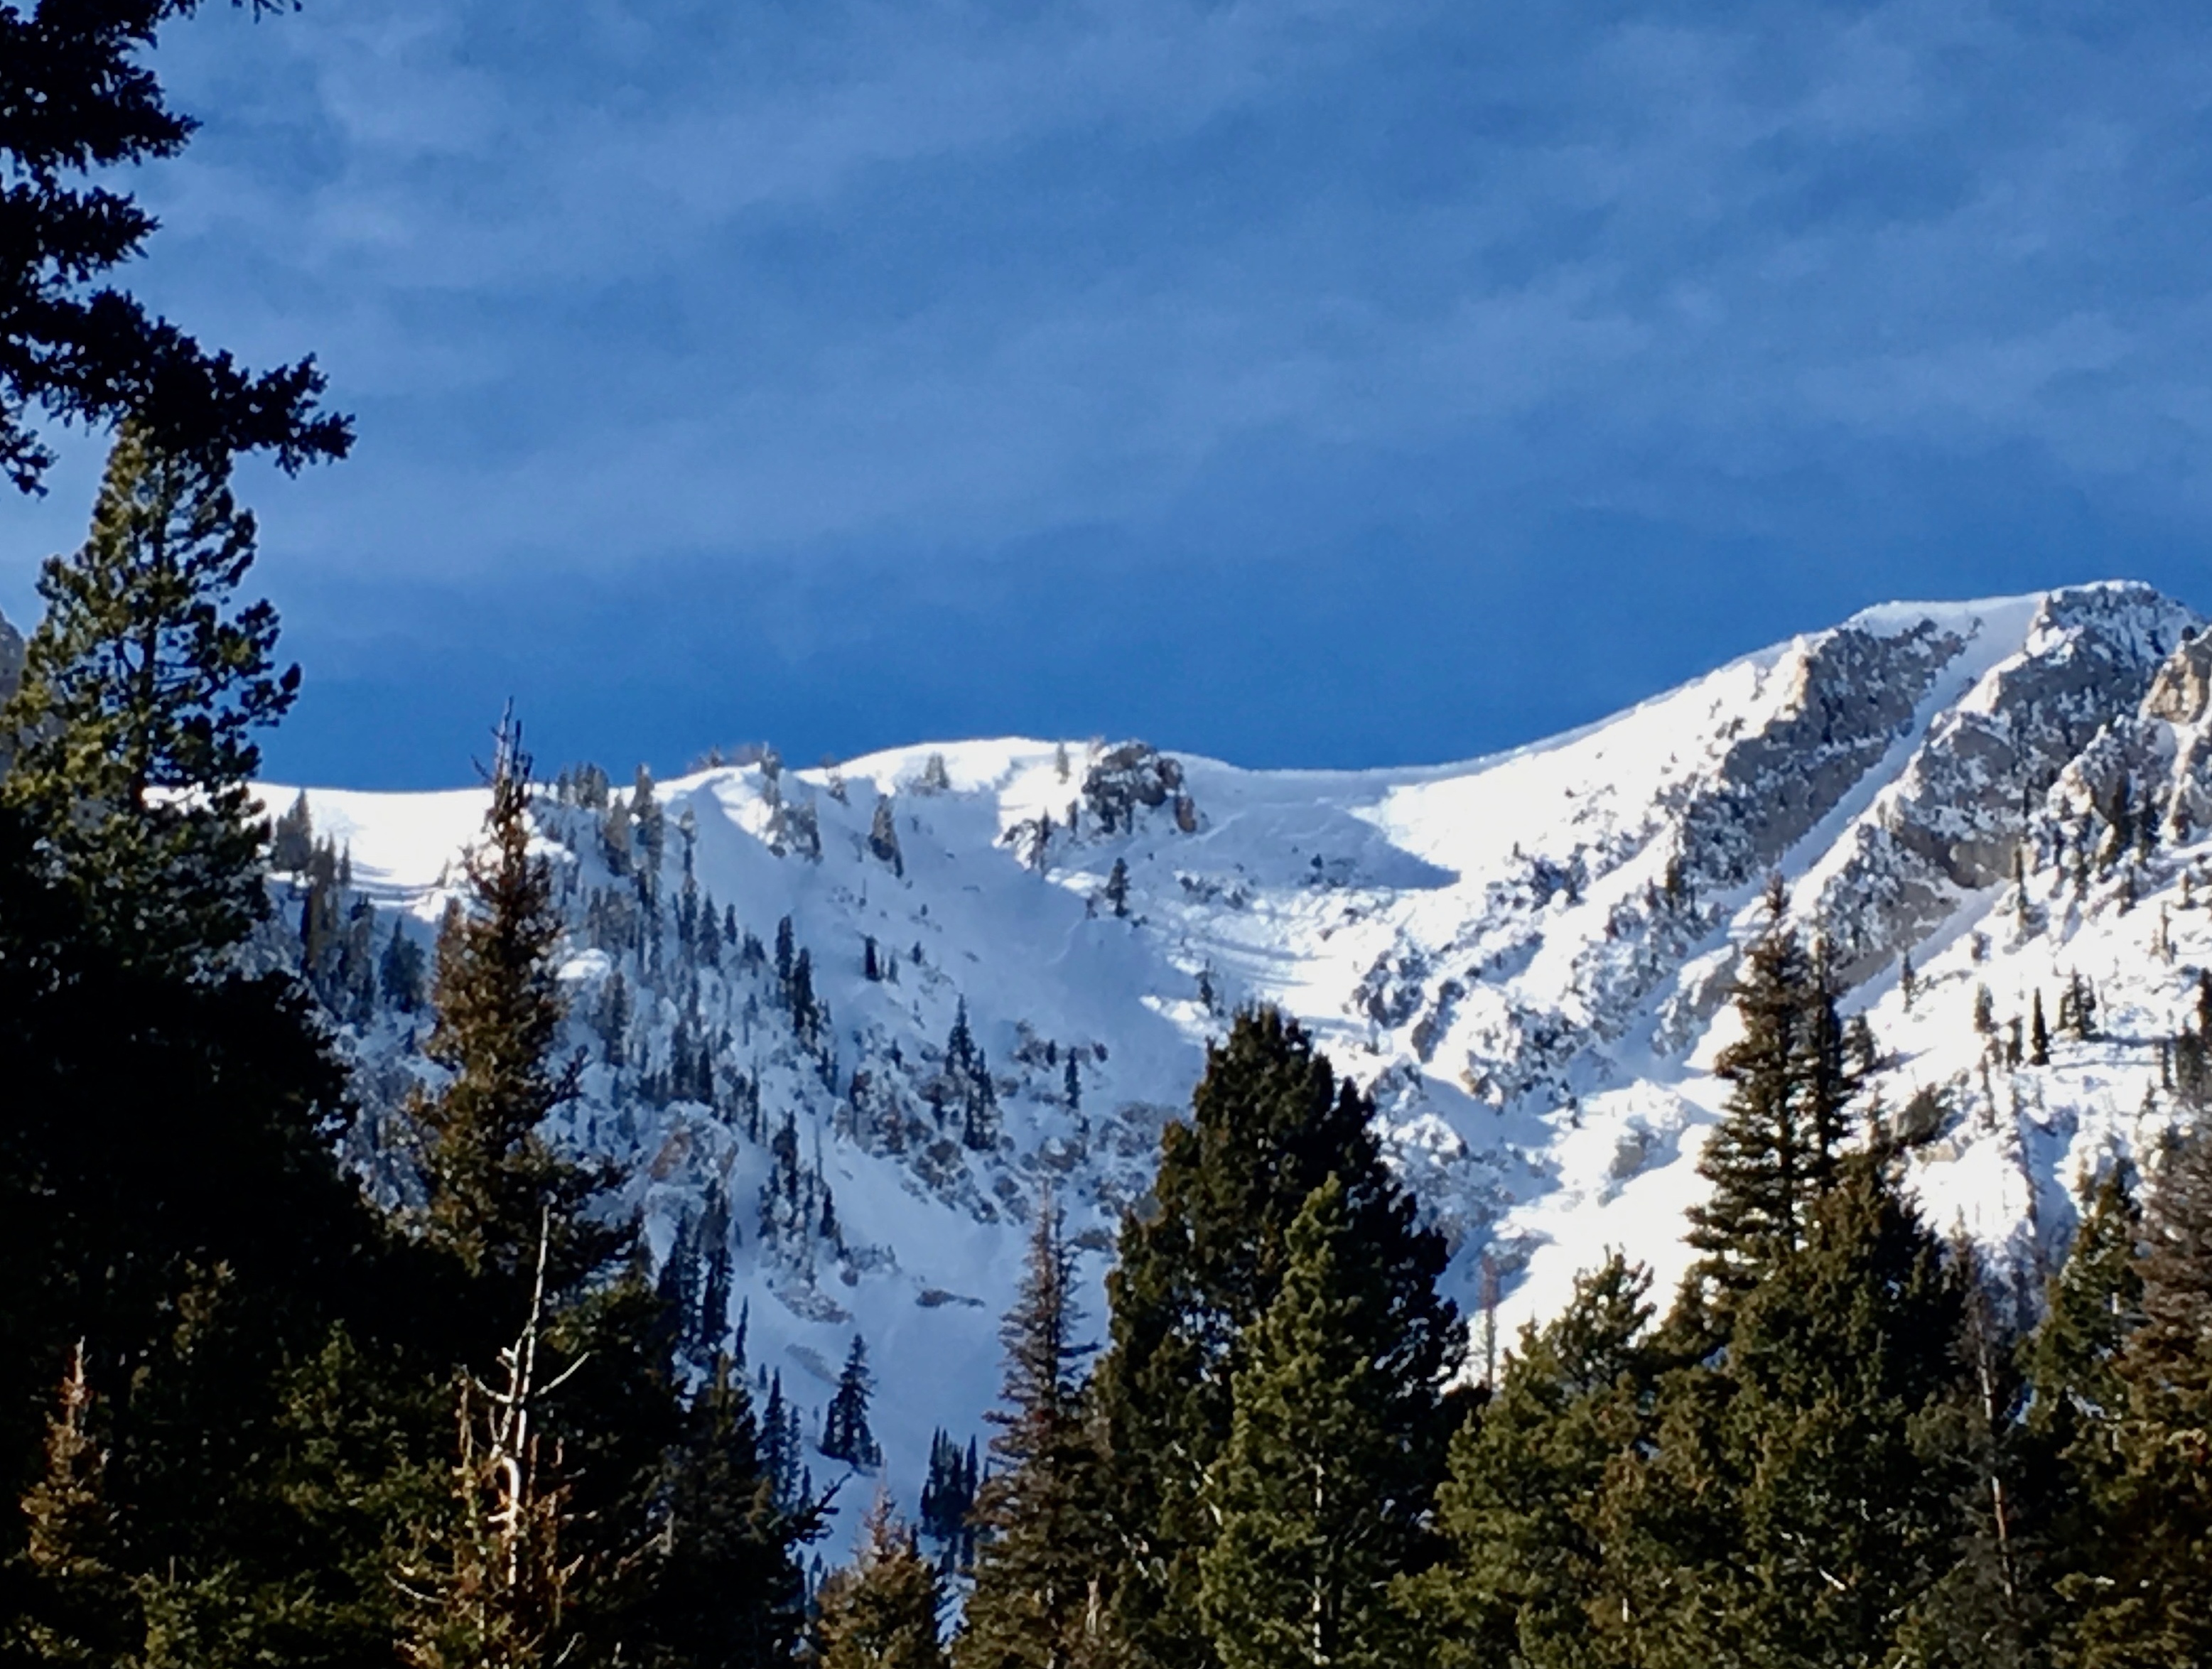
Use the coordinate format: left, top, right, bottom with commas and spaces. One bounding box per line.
254, 582, 2211, 1492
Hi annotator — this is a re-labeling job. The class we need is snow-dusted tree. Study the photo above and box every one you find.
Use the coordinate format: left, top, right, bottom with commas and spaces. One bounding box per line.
869, 795, 905, 875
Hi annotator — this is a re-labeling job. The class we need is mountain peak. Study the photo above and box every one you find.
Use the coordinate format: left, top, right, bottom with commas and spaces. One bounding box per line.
255, 583, 2210, 1491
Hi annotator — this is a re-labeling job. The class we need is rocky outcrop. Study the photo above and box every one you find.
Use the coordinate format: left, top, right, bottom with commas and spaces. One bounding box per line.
1802, 585, 2196, 985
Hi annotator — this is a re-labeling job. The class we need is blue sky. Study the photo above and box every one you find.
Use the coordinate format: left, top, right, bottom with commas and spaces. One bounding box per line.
6, 0, 2212, 788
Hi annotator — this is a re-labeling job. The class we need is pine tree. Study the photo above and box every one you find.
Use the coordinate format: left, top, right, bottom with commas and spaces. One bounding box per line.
1657, 1154, 1968, 1668
2072, 1128, 2212, 1666
1410, 1257, 1657, 1669
597, 969, 632, 1069
1091, 1007, 1461, 1669
919, 1431, 980, 1573
814, 1496, 948, 1669
2029, 991, 2051, 1067
1899, 1249, 2041, 1669
633, 765, 665, 875
271, 790, 315, 873
2025, 1171, 2142, 1481
8, 1345, 136, 1668
823, 1336, 883, 1470
0, 454, 394, 1669
869, 796, 905, 876
381, 918, 427, 1014
1198, 1177, 1443, 1669
641, 1354, 814, 1669
411, 720, 610, 1292
0, 426, 298, 973
954, 1199, 1110, 1669
1681, 889, 1854, 1324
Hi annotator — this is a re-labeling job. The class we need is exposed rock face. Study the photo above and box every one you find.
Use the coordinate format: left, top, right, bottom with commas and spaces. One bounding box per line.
245, 583, 2212, 1491
1800, 585, 2197, 987
2144, 628, 2212, 725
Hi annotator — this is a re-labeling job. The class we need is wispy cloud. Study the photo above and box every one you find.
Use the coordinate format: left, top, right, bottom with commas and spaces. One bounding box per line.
6, 0, 2212, 782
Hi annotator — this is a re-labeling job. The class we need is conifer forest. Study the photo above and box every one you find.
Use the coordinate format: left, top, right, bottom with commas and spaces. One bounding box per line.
7, 7, 2212, 1669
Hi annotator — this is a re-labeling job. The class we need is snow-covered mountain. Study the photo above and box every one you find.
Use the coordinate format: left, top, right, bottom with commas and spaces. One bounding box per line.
247, 580, 2212, 1518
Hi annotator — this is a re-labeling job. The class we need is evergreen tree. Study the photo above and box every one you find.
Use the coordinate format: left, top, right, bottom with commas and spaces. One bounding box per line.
2072, 1128, 2212, 1666
640, 1354, 814, 1669
1653, 1154, 1968, 1669
633, 766, 665, 875
411, 720, 610, 1292
2030, 992, 2051, 1067
6, 1345, 135, 1668
1, 426, 298, 973
0, 0, 350, 495
823, 1336, 883, 1470
814, 1497, 948, 1669
919, 1431, 980, 1573
868, 796, 905, 876
1410, 1257, 1657, 1669
954, 1199, 1110, 1669
2024, 1170, 2142, 1491
381, 918, 427, 1013
272, 789, 315, 873
597, 970, 632, 1069
0, 453, 396, 1669
1091, 1007, 1461, 1669
1681, 887, 1854, 1324
1899, 1250, 2042, 1669
1198, 1177, 1441, 1669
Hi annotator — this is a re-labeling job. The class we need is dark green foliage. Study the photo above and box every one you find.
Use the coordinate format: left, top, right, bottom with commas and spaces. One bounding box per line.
954, 1200, 1111, 1669
6, 1348, 131, 1668
2025, 1172, 2142, 1482
638, 1355, 813, 1669
823, 1336, 882, 1471
1898, 1255, 2043, 1669
1198, 1177, 1440, 1669
1683, 887, 1855, 1322
1656, 1155, 1969, 1668
380, 918, 427, 1013
2069, 1128, 2212, 1668
1091, 1006, 1461, 1669
1, 426, 298, 973
1410, 1257, 1658, 1669
814, 1498, 947, 1669
918, 1431, 978, 1573
0, 4, 350, 492
271, 789, 314, 872
411, 724, 611, 1292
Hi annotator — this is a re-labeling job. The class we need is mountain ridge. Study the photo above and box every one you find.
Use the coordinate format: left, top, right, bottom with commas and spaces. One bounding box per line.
111, 577, 2211, 1515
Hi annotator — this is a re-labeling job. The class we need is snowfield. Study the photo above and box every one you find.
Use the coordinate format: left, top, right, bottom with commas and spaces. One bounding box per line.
254, 580, 2212, 1531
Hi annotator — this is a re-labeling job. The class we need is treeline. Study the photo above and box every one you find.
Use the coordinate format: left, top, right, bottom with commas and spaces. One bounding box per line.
853, 883, 2212, 1669
5, 430, 2212, 1669
0, 433, 813, 1669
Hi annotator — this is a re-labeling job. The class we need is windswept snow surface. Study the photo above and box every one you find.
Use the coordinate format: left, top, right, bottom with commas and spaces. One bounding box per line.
257, 581, 2212, 1542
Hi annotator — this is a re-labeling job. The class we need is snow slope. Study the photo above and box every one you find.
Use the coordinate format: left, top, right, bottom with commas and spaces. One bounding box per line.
254, 580, 2212, 1539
